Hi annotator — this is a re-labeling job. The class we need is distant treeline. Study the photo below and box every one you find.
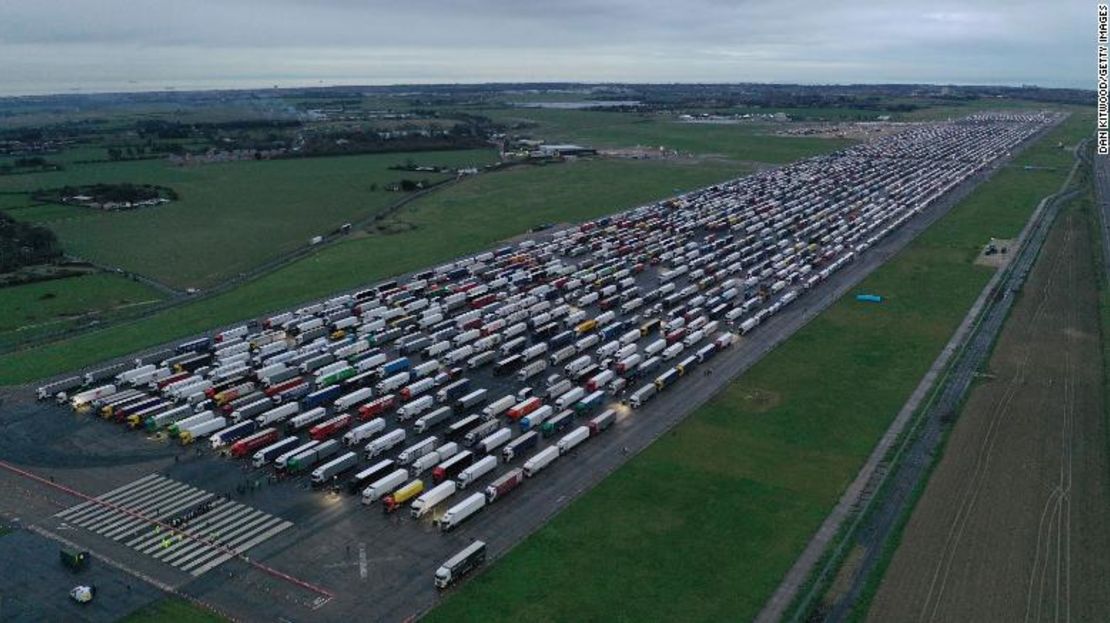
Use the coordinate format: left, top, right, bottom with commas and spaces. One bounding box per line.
135, 119, 301, 140
0, 212, 61, 273
32, 183, 177, 206
0, 156, 63, 175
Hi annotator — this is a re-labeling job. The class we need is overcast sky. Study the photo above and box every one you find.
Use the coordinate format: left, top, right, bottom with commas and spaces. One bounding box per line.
0, 0, 1090, 96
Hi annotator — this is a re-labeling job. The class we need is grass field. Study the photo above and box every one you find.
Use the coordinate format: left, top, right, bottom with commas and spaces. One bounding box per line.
119, 597, 227, 623
0, 158, 753, 384
424, 112, 1092, 622
0, 149, 498, 288
479, 108, 856, 161
866, 176, 1109, 622
0, 273, 165, 348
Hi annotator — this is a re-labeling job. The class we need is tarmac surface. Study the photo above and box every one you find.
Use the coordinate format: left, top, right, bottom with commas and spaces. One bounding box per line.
0, 123, 1057, 623
0, 529, 165, 622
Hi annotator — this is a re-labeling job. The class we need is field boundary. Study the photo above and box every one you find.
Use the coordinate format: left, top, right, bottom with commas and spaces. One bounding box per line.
754, 113, 1070, 622
786, 133, 1089, 622
0, 174, 466, 355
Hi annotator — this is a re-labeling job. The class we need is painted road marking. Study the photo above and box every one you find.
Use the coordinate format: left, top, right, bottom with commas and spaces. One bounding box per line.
53, 474, 292, 576
359, 542, 368, 580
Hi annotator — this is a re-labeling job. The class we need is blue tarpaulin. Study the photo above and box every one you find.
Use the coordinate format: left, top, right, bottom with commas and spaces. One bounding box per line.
856, 294, 883, 303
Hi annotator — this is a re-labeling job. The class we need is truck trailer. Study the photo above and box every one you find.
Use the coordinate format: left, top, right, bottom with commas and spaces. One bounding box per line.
439, 493, 486, 531
434, 541, 486, 589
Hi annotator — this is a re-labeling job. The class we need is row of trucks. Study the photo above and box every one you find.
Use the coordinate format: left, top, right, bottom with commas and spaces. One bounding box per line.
355, 409, 616, 530
36, 136, 973, 529
33, 116, 1049, 599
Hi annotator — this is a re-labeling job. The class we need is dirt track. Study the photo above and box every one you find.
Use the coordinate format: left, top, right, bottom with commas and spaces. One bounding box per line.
867, 202, 1110, 621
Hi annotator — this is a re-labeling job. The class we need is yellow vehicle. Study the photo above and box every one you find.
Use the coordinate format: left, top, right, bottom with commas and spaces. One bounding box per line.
383, 479, 425, 513
575, 319, 598, 334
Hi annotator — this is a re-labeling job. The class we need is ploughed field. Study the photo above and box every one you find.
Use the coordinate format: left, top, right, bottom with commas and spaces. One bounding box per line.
867, 193, 1110, 621
16, 113, 1058, 622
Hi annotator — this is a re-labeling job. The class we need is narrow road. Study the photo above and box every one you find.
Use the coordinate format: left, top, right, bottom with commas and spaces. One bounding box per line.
793, 137, 1089, 622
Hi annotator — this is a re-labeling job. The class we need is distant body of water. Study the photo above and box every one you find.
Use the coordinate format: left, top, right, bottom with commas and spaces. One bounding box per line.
512, 100, 641, 109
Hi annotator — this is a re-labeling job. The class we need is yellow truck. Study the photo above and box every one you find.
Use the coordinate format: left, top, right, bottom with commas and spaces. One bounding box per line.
383, 479, 425, 514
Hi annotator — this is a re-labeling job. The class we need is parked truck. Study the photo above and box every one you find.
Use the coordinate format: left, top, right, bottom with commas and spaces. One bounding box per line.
309, 414, 352, 440
274, 440, 320, 470
287, 439, 340, 474
434, 541, 486, 589
440, 492, 486, 531
516, 359, 548, 382
343, 418, 386, 446
433, 451, 475, 484
414, 406, 454, 434
310, 452, 358, 487
523, 446, 560, 477
482, 395, 516, 419
502, 431, 539, 462
334, 387, 374, 412
411, 480, 458, 518
365, 429, 406, 458
253, 437, 302, 468
484, 468, 524, 503
230, 428, 279, 458
347, 459, 394, 495
180, 416, 227, 445
285, 407, 328, 433
558, 426, 590, 454
519, 405, 554, 432
361, 469, 409, 504
209, 420, 257, 449
453, 388, 488, 413
457, 456, 498, 489
358, 394, 396, 420
397, 436, 439, 465
253, 402, 298, 427
588, 410, 616, 435
474, 428, 512, 455
382, 479, 425, 513
629, 383, 657, 409
541, 410, 574, 437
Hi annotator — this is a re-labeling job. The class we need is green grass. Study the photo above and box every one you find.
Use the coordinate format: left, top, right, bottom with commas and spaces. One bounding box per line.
118, 597, 227, 623
0, 149, 498, 288
0, 273, 165, 348
424, 112, 1093, 622
0, 158, 749, 385
479, 108, 856, 161
2, 202, 87, 223
896, 98, 1068, 121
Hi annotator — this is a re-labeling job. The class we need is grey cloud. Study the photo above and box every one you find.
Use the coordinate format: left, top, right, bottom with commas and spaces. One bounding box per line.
0, 0, 1089, 95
